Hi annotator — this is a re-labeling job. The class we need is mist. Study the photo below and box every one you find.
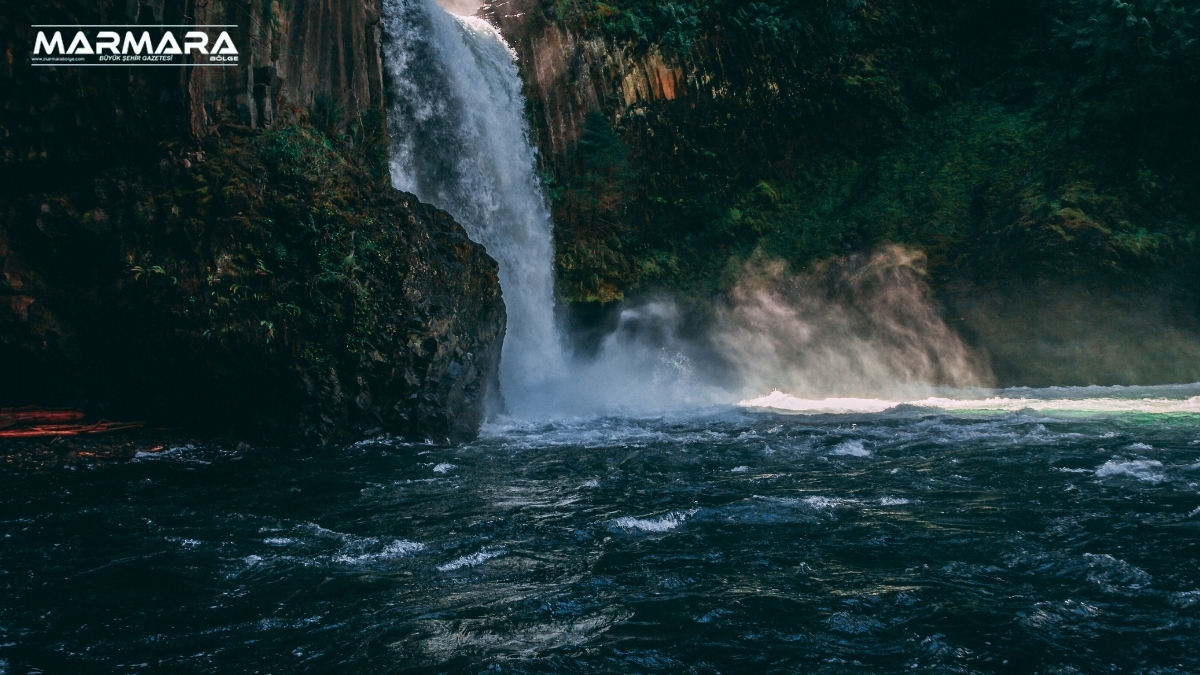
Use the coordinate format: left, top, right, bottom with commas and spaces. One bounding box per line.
435, 0, 484, 16
512, 245, 993, 418
950, 281, 1200, 388
712, 246, 993, 400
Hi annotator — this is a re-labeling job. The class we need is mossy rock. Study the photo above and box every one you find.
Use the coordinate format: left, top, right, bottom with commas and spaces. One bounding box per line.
0, 125, 505, 443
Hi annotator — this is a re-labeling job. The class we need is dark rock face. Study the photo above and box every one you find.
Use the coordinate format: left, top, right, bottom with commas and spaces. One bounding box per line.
0, 0, 505, 442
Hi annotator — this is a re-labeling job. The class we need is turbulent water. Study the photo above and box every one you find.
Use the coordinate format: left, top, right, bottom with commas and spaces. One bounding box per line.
3, 385, 1200, 673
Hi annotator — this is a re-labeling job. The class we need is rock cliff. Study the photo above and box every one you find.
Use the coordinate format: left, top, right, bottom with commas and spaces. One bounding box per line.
0, 0, 505, 442
485, 0, 687, 175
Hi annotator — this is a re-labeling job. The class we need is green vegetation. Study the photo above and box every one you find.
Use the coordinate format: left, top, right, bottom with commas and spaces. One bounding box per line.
125, 125, 390, 374
552, 111, 640, 303
36, 120, 501, 439
543, 0, 1200, 303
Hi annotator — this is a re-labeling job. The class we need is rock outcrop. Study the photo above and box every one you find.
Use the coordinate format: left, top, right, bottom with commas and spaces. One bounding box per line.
485, 0, 688, 174
0, 0, 505, 442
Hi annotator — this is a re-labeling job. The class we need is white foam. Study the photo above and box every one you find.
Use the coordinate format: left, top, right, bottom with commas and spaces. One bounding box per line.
334, 539, 425, 564
437, 547, 505, 571
801, 496, 845, 509
830, 440, 871, 457
741, 388, 1200, 416
275, 524, 428, 567
1095, 459, 1165, 483
432, 463, 455, 473
612, 512, 689, 532
879, 497, 910, 506
740, 391, 897, 413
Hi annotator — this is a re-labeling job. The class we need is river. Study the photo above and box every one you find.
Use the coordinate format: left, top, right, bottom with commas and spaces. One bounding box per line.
3, 385, 1199, 673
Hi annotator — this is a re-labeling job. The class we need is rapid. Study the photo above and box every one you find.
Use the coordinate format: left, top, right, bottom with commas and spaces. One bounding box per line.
2, 387, 1199, 672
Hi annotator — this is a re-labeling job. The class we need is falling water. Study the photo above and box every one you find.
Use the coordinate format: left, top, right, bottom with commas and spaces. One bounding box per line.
381, 0, 567, 414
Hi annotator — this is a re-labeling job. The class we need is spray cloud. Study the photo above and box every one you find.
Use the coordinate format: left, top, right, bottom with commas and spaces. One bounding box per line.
714, 246, 994, 400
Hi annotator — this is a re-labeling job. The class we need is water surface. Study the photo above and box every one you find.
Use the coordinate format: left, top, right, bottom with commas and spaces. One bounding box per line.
3, 385, 1200, 673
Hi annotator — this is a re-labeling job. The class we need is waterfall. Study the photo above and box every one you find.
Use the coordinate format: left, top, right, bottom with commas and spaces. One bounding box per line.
380, 0, 729, 417
378, 0, 978, 418
381, 0, 567, 416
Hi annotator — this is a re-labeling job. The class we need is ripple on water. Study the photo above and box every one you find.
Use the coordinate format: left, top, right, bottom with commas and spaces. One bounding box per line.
229, 522, 426, 575
1082, 553, 1153, 594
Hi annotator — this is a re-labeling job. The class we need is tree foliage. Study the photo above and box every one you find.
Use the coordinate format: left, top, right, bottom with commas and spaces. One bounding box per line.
544, 0, 1200, 304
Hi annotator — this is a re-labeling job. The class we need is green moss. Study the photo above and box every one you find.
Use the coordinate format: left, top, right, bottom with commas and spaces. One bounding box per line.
115, 125, 397, 394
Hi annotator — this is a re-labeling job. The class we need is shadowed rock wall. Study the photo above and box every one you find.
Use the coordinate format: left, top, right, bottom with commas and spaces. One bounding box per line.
0, 0, 505, 442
